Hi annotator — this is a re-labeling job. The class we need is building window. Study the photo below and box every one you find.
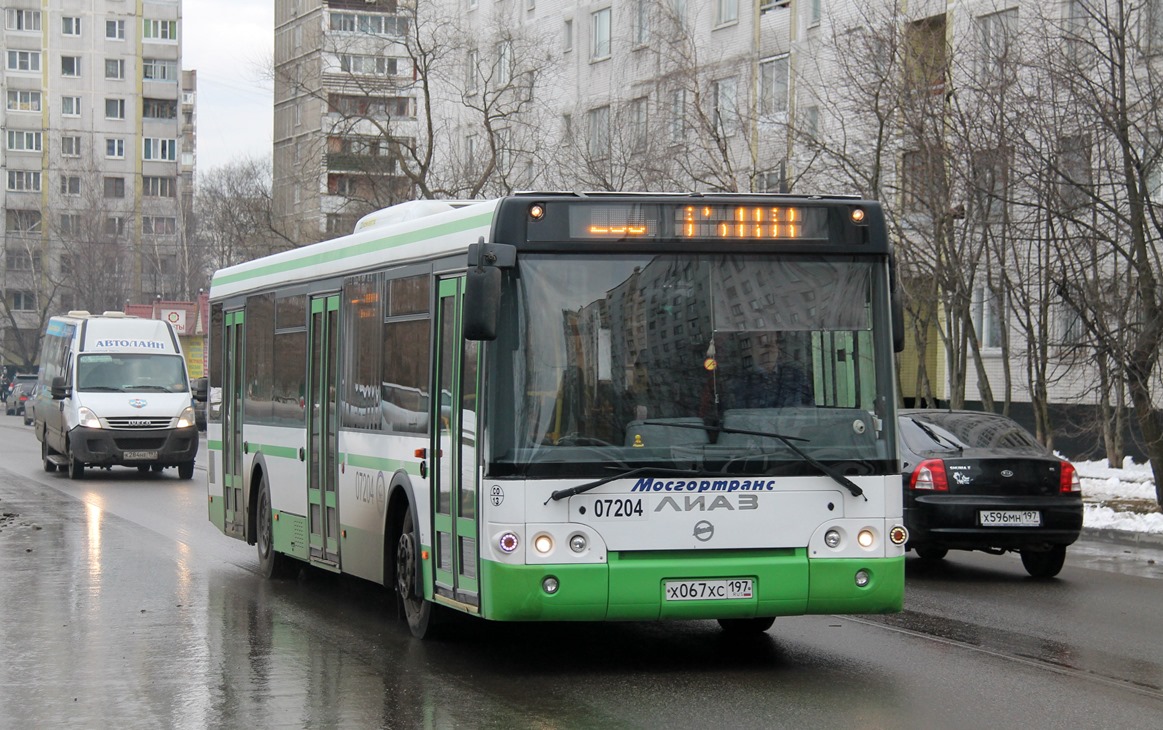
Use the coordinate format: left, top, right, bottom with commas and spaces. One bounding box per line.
143, 19, 178, 41
712, 77, 737, 137
105, 59, 125, 80
10, 291, 37, 312
563, 19, 573, 52
6, 131, 43, 152
143, 58, 178, 81
6, 90, 41, 112
103, 176, 126, 198
60, 175, 81, 196
971, 147, 1010, 222
715, 0, 739, 26
328, 11, 409, 36
61, 135, 82, 157
5, 9, 41, 31
759, 55, 789, 116
142, 176, 176, 197
972, 287, 1005, 349
1057, 135, 1092, 210
61, 56, 82, 77
669, 88, 687, 144
634, 0, 649, 45
338, 54, 398, 76
7, 51, 41, 72
977, 9, 1017, 83
106, 19, 125, 40
465, 49, 479, 94
591, 8, 611, 60
143, 138, 178, 161
143, 98, 178, 119
62, 96, 82, 117
5, 210, 42, 234
7, 171, 41, 192
60, 214, 81, 236
61, 16, 81, 36
105, 98, 126, 119
143, 216, 177, 235
103, 216, 127, 237
587, 105, 610, 159
630, 97, 649, 151
496, 41, 512, 85
106, 138, 125, 159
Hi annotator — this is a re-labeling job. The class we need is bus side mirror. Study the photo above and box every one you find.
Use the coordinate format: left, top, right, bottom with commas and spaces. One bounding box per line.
50, 375, 70, 400
463, 240, 516, 342
191, 377, 208, 402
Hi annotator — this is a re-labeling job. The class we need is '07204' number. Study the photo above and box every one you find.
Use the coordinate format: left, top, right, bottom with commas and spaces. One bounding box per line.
593, 498, 644, 518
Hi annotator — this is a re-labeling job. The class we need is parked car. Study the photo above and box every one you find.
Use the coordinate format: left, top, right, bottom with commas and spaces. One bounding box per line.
898, 409, 1083, 578
7, 381, 36, 419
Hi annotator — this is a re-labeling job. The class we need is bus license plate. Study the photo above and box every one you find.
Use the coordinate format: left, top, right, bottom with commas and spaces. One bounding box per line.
665, 579, 754, 601
123, 450, 158, 461
979, 510, 1041, 526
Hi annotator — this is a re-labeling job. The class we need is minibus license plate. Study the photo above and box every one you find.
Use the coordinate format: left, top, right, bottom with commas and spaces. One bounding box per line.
124, 450, 158, 461
665, 579, 753, 601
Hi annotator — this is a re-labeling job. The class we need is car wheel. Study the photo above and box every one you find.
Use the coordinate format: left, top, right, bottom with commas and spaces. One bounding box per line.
915, 546, 948, 561
1020, 545, 1067, 578
717, 617, 776, 635
67, 442, 85, 480
152, 464, 165, 472
396, 506, 436, 638
138, 465, 151, 474
257, 475, 294, 579
42, 439, 57, 473
178, 461, 195, 480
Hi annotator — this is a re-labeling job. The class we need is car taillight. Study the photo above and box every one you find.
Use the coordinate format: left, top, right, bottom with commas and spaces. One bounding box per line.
910, 458, 949, 491
1060, 460, 1082, 494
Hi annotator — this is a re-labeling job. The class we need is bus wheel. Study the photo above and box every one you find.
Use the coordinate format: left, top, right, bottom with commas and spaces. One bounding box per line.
717, 617, 775, 635
42, 439, 57, 473
257, 476, 293, 579
396, 508, 434, 638
178, 461, 195, 480
67, 442, 84, 480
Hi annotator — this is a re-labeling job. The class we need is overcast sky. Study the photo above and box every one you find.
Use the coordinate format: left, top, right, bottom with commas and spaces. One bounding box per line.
184, 2, 274, 173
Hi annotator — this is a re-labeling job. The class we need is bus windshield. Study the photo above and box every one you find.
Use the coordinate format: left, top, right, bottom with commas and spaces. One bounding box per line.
491, 253, 896, 477
77, 353, 189, 393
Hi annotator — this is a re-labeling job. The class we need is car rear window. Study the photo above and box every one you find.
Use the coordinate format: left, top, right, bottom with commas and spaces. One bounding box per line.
900, 412, 1047, 454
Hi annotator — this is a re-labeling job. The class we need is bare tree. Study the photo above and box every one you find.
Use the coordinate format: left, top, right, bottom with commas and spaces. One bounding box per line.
196, 156, 293, 273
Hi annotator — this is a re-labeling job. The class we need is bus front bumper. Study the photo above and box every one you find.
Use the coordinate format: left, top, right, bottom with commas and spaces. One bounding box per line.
478, 549, 904, 622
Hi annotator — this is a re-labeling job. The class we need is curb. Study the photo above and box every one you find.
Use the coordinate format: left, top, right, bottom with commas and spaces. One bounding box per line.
1081, 527, 1163, 550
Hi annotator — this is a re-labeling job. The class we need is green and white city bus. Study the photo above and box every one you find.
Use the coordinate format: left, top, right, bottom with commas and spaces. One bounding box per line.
205, 193, 908, 638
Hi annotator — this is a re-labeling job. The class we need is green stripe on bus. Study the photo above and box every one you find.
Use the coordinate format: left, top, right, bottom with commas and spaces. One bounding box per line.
211, 212, 494, 287
346, 452, 422, 476
207, 439, 222, 451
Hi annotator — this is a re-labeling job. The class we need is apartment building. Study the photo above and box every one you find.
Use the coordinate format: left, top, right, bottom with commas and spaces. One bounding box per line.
1, 0, 194, 369
273, 0, 418, 242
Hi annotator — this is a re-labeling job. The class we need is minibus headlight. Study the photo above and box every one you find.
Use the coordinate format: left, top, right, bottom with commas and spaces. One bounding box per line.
78, 406, 102, 429
176, 406, 196, 429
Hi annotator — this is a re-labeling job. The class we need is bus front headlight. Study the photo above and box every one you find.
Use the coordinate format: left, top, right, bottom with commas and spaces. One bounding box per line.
176, 406, 196, 429
78, 406, 102, 429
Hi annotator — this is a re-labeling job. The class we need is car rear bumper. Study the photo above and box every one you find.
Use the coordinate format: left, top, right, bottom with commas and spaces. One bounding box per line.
905, 494, 1083, 549
67, 425, 199, 466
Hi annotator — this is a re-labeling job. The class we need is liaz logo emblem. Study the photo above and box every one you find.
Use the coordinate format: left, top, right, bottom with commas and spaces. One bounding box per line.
128, 399, 148, 408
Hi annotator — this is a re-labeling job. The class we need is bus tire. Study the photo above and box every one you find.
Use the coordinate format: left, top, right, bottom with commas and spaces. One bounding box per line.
396, 506, 435, 638
257, 475, 294, 579
717, 617, 775, 635
178, 461, 195, 480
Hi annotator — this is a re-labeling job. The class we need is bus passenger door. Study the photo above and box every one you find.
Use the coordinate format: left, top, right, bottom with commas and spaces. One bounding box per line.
307, 294, 340, 568
432, 277, 481, 608
222, 310, 245, 539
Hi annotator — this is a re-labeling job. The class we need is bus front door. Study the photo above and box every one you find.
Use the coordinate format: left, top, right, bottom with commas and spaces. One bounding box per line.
307, 294, 340, 568
432, 277, 480, 609
222, 309, 245, 540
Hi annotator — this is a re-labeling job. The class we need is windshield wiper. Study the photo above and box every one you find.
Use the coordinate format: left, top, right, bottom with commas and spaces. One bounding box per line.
124, 385, 173, 392
908, 418, 964, 453
547, 466, 720, 504
643, 420, 867, 500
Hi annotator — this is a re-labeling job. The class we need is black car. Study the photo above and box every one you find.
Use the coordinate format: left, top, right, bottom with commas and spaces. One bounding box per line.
898, 409, 1083, 578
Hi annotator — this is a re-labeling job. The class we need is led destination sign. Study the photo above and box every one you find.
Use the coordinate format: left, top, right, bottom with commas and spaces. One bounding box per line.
565, 203, 832, 241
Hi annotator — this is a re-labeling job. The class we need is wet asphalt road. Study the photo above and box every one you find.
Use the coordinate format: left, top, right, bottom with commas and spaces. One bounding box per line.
1, 419, 1161, 729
